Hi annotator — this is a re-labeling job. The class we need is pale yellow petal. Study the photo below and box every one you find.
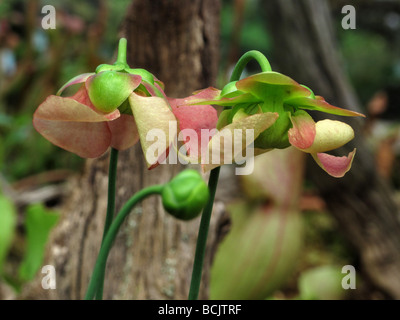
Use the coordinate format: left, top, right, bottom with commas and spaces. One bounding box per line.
201, 112, 278, 172
302, 119, 354, 154
129, 93, 177, 168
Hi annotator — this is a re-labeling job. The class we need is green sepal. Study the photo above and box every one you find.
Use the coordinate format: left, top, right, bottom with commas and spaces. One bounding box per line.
126, 68, 155, 85
229, 103, 262, 123
254, 108, 292, 149
216, 109, 231, 130
300, 85, 315, 99
221, 81, 240, 98
117, 99, 133, 115
95, 63, 126, 74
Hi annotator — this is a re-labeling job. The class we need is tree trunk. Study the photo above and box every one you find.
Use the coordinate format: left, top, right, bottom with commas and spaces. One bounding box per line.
265, 0, 400, 299
22, 0, 225, 300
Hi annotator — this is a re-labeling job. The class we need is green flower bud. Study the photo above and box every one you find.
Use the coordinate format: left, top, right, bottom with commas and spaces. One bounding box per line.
87, 71, 135, 113
162, 170, 209, 220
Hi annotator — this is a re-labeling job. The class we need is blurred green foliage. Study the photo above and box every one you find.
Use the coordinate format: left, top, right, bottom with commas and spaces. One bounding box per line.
18, 203, 59, 282
0, 199, 59, 293
0, 194, 17, 274
298, 265, 348, 300
220, 0, 271, 59
340, 30, 395, 105
302, 209, 354, 266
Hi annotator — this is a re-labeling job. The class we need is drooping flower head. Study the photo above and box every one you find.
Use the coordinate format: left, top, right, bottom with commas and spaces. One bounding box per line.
33, 38, 218, 168
179, 67, 365, 177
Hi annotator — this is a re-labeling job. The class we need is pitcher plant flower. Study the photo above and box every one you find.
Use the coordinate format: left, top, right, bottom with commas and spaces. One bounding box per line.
180, 70, 365, 177
33, 38, 218, 169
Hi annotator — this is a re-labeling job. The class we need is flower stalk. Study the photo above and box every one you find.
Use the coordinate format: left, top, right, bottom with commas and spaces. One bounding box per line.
188, 50, 273, 300
116, 38, 128, 66
94, 147, 119, 300
85, 169, 209, 300
85, 184, 164, 300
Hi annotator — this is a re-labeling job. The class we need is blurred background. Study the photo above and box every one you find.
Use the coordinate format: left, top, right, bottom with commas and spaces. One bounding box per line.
1, 0, 400, 300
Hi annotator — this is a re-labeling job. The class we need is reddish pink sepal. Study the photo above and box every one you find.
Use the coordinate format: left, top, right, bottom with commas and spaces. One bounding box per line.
108, 114, 139, 150
57, 73, 95, 96
33, 85, 136, 158
288, 111, 316, 150
33, 117, 112, 158
312, 149, 356, 178
169, 94, 218, 159
285, 96, 365, 117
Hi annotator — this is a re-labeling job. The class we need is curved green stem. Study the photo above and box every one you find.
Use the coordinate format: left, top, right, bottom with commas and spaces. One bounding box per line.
188, 50, 271, 300
229, 50, 272, 81
94, 148, 119, 300
85, 184, 164, 300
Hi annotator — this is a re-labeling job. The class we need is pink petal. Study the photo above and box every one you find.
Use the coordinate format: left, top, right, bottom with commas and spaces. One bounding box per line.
57, 73, 95, 96
190, 87, 221, 100
107, 114, 139, 150
34, 90, 120, 122
33, 118, 111, 158
169, 97, 218, 159
180, 87, 222, 106
288, 111, 316, 150
311, 149, 356, 178
33, 89, 119, 158
285, 96, 365, 117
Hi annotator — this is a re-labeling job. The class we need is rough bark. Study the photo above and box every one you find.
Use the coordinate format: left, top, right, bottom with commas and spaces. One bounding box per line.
21, 0, 227, 300
123, 0, 220, 97
265, 0, 400, 299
